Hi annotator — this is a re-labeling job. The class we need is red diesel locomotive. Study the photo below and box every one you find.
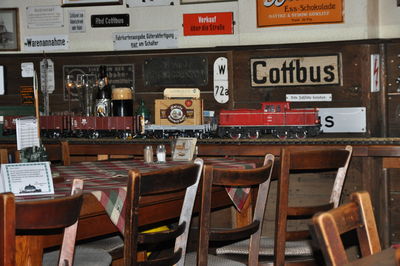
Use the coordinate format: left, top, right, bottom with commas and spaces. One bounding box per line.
217, 102, 321, 139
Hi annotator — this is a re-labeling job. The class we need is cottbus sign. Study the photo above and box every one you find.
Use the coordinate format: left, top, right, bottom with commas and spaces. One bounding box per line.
250, 54, 341, 87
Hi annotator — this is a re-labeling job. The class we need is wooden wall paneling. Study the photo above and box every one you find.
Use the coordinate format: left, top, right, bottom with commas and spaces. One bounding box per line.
385, 41, 400, 136
360, 44, 383, 137
390, 193, 400, 243
0, 40, 389, 138
380, 43, 389, 137
340, 157, 363, 204
0, 50, 233, 120
389, 168, 400, 192
231, 42, 383, 137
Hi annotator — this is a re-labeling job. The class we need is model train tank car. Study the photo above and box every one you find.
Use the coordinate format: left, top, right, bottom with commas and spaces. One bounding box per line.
217, 102, 321, 139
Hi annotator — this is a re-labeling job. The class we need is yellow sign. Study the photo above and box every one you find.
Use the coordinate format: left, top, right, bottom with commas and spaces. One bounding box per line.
257, 0, 343, 27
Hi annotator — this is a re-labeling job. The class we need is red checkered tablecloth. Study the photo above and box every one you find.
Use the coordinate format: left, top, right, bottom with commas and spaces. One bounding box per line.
50, 158, 255, 233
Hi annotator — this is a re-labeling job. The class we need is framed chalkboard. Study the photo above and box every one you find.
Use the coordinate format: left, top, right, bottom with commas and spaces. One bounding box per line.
62, 64, 134, 101
144, 56, 208, 87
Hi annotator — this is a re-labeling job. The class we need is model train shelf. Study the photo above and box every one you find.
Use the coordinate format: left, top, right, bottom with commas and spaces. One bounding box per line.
217, 101, 321, 139
2, 102, 321, 140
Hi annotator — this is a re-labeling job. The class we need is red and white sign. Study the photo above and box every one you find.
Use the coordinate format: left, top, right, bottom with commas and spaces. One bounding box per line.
183, 12, 233, 36
371, 54, 380, 92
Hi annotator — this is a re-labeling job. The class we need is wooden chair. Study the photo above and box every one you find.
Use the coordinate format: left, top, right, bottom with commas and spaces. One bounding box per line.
0, 192, 14, 266
311, 191, 382, 266
0, 149, 8, 164
0, 179, 112, 266
216, 146, 353, 266
185, 153, 275, 266
1, 179, 82, 265
61, 141, 139, 166
122, 158, 203, 266
83, 158, 204, 265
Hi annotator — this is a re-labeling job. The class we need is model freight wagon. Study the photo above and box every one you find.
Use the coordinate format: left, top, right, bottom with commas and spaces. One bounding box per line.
217, 102, 321, 139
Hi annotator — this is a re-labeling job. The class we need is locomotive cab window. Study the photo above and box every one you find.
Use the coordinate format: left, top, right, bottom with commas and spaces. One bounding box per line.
264, 105, 275, 112
276, 105, 281, 112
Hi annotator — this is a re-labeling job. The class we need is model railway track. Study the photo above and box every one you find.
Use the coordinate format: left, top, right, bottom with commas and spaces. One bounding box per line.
62, 137, 400, 145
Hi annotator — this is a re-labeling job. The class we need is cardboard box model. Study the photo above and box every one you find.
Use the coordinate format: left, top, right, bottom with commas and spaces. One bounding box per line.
155, 88, 203, 125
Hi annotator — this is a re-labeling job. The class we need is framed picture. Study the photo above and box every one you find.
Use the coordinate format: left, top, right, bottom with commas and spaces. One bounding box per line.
0, 8, 19, 51
62, 0, 122, 7
181, 0, 236, 4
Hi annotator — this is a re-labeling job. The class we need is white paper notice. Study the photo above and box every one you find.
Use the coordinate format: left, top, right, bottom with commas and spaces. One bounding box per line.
113, 30, 178, 51
21, 62, 35, 78
0, 65, 4, 95
27, 6, 64, 29
16, 117, 40, 150
0, 162, 54, 195
69, 10, 85, 33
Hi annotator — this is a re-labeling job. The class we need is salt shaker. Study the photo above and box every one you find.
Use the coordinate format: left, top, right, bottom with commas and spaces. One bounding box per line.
156, 144, 166, 163
144, 145, 153, 163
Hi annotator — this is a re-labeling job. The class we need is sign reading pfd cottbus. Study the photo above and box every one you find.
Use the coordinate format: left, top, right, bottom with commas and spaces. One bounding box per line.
250, 54, 341, 87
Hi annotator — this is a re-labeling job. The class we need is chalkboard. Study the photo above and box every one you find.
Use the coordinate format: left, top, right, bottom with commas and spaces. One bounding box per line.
143, 56, 208, 87
62, 64, 134, 101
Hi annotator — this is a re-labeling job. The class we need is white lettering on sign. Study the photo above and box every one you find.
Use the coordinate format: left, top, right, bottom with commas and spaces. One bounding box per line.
286, 94, 332, 102
113, 30, 177, 50
213, 57, 229, 104
69, 10, 85, 33
371, 54, 380, 92
250, 55, 341, 87
24, 35, 69, 51
318, 107, 366, 133
198, 16, 217, 23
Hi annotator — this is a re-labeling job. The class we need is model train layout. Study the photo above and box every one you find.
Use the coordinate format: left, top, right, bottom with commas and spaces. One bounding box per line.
2, 102, 321, 139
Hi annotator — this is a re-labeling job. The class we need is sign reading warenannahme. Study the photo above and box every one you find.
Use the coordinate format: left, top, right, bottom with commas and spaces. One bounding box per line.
24, 35, 69, 51
250, 54, 341, 87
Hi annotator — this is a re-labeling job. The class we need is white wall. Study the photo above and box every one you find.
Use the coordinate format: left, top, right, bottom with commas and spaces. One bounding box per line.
0, 0, 399, 54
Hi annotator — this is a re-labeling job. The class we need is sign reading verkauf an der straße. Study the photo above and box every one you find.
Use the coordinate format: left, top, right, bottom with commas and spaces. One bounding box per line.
250, 54, 341, 87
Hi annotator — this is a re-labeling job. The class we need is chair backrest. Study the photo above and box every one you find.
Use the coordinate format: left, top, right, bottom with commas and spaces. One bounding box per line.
0, 149, 8, 164
311, 191, 381, 266
61, 141, 138, 166
274, 145, 353, 266
123, 158, 203, 266
197, 154, 275, 266
1, 179, 84, 266
0, 192, 15, 266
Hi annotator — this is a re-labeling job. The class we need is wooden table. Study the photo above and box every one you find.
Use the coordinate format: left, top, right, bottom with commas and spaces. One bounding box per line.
15, 158, 255, 265
345, 248, 400, 265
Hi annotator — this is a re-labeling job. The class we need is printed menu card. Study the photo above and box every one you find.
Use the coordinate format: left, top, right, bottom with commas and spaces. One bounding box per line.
0, 162, 54, 196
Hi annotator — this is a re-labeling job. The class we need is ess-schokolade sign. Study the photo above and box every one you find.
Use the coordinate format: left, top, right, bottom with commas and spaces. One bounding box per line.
251, 54, 341, 87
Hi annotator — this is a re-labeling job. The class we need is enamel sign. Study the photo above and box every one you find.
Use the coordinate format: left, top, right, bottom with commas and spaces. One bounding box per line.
213, 57, 229, 103
319, 107, 366, 133
251, 54, 341, 87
